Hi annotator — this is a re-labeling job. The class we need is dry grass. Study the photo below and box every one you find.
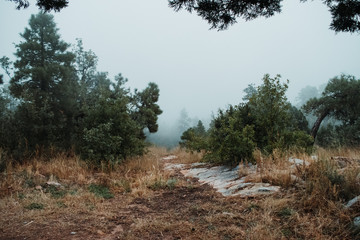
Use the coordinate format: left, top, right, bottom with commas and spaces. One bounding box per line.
0, 146, 359, 239
235, 147, 360, 239
171, 146, 204, 164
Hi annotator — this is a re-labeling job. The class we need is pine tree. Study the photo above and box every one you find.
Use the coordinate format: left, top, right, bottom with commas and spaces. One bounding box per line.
9, 12, 78, 154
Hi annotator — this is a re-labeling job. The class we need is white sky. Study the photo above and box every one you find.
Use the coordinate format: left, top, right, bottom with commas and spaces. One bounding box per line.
1, 0, 359, 124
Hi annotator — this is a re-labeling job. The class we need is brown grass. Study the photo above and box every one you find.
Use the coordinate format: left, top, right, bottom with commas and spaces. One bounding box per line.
0, 146, 359, 239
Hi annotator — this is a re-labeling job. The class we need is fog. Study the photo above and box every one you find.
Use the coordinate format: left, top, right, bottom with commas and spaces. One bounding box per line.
1, 0, 359, 146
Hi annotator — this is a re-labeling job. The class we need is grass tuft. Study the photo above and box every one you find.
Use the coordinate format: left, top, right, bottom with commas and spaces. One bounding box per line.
88, 184, 114, 199
25, 202, 44, 210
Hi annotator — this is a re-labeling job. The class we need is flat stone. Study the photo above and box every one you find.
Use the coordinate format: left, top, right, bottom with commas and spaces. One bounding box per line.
181, 163, 280, 197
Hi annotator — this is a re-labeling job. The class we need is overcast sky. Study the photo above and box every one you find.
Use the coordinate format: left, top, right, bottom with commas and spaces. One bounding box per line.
1, 0, 359, 124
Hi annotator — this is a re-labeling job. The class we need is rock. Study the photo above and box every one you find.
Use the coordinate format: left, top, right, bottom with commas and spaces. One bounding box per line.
191, 162, 206, 167
289, 157, 310, 167
162, 155, 177, 160
35, 185, 42, 190
354, 216, 360, 227
97, 230, 105, 235
164, 163, 187, 173
345, 195, 360, 209
180, 164, 280, 197
47, 181, 61, 187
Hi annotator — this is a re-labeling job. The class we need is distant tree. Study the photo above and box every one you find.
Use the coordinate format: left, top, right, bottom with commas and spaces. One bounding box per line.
194, 120, 206, 136
303, 74, 360, 143
169, 0, 360, 33
296, 85, 320, 107
177, 109, 192, 135
179, 120, 208, 152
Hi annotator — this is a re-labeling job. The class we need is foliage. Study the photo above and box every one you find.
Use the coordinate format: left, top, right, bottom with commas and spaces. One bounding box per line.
180, 74, 312, 165
247, 74, 290, 153
0, 13, 162, 165
169, 0, 360, 33
10, 0, 360, 33
6, 12, 78, 156
317, 122, 360, 148
80, 76, 143, 164
206, 104, 256, 165
9, 0, 68, 11
179, 120, 208, 152
303, 74, 360, 146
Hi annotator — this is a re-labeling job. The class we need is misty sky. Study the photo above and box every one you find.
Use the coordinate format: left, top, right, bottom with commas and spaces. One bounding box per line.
1, 0, 359, 125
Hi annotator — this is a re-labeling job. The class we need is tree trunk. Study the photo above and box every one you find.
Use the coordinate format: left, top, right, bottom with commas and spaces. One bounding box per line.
311, 110, 330, 140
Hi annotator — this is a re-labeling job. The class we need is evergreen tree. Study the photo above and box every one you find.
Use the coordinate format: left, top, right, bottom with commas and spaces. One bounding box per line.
303, 74, 360, 145
180, 74, 312, 165
169, 0, 360, 33
9, 12, 78, 154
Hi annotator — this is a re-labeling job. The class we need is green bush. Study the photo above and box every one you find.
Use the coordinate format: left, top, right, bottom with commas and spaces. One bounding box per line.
180, 74, 312, 165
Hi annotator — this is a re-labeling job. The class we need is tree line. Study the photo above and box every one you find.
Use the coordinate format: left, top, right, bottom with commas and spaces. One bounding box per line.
0, 13, 162, 166
180, 74, 360, 165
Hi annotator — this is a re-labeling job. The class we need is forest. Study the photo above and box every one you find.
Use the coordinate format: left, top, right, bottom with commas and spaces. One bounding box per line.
1, 11, 360, 240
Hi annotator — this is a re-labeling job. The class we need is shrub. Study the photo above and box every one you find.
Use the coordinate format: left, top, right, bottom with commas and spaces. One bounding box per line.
180, 74, 312, 165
